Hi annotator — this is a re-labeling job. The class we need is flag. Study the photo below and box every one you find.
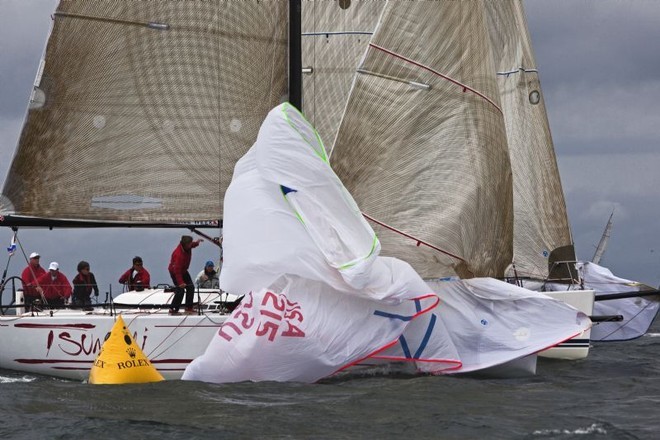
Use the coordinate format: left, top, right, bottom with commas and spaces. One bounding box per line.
6, 234, 16, 256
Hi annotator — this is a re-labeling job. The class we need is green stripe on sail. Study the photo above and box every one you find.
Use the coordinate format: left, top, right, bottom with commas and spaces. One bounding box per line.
337, 234, 379, 270
280, 102, 329, 163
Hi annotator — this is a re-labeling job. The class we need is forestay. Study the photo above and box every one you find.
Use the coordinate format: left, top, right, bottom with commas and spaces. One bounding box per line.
0, 1, 287, 225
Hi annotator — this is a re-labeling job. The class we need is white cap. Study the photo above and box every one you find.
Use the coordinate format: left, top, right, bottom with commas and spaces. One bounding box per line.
29, 252, 40, 259
48, 262, 59, 271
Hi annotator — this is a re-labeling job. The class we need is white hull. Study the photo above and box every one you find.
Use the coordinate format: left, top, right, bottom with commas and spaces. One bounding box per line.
0, 289, 232, 380
539, 290, 594, 360
0, 288, 594, 380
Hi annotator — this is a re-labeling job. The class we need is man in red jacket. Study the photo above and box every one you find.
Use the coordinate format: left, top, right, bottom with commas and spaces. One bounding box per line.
21, 251, 47, 308
168, 235, 203, 314
36, 262, 72, 308
118, 256, 151, 292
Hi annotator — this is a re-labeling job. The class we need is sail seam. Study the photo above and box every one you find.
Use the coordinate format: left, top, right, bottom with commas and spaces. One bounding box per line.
368, 43, 502, 114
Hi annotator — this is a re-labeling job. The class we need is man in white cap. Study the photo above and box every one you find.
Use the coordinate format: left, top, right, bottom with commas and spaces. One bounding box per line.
20, 252, 46, 308
35, 262, 72, 308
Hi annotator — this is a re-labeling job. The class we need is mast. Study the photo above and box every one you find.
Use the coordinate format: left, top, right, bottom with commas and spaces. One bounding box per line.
592, 211, 614, 264
289, 0, 302, 111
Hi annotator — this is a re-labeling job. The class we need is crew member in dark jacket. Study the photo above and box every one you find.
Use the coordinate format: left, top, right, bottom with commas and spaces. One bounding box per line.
118, 256, 151, 292
168, 235, 203, 314
72, 260, 99, 309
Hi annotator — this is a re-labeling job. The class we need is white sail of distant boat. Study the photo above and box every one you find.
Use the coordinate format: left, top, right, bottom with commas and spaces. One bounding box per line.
592, 211, 614, 265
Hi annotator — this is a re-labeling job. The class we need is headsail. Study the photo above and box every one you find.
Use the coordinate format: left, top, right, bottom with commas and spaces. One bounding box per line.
330, 1, 513, 279
301, 0, 385, 145
0, 1, 288, 227
485, 1, 576, 282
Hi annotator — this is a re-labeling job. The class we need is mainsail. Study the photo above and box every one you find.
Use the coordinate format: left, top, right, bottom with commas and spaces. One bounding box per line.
0, 1, 288, 226
485, 0, 575, 282
330, 1, 513, 279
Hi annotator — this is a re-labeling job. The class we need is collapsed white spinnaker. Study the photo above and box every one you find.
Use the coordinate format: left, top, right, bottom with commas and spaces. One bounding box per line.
547, 262, 660, 341
183, 104, 590, 383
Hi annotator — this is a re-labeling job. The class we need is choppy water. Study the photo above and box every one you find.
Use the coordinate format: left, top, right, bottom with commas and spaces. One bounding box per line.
1, 323, 658, 440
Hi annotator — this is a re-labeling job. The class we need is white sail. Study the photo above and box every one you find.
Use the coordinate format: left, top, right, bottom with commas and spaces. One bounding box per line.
485, 0, 575, 282
0, 1, 288, 225
185, 103, 590, 383
330, 1, 513, 279
592, 211, 614, 264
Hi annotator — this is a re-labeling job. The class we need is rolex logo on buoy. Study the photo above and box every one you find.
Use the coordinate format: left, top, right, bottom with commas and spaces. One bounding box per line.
89, 315, 164, 384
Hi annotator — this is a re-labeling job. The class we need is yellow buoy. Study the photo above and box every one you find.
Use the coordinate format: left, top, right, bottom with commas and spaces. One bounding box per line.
89, 315, 164, 384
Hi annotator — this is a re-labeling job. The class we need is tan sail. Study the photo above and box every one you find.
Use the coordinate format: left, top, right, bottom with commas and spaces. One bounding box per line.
331, 1, 513, 279
485, 1, 575, 281
0, 1, 287, 225
301, 0, 384, 146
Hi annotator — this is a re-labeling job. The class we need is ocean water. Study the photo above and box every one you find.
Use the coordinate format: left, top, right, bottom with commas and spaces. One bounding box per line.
1, 322, 658, 440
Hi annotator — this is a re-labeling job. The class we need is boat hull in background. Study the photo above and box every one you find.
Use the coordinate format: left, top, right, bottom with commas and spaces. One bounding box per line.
540, 290, 594, 360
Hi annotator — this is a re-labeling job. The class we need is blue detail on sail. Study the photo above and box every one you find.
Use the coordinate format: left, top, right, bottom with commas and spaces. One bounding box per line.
373, 310, 413, 322
414, 314, 437, 359
414, 299, 421, 313
399, 335, 412, 358
280, 185, 297, 195
396, 314, 437, 360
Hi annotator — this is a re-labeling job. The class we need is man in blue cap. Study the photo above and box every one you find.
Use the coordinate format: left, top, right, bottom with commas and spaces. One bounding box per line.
195, 260, 219, 289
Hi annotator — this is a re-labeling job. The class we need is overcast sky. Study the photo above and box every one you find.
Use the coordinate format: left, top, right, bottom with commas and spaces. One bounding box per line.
1, 0, 659, 298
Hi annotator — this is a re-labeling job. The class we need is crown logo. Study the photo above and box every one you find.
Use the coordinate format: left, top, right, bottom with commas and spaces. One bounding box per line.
126, 347, 136, 358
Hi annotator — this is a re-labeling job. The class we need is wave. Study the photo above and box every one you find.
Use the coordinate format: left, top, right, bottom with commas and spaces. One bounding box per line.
0, 375, 36, 384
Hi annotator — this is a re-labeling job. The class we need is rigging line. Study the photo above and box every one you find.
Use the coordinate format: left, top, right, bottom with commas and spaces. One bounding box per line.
361, 213, 466, 263
368, 43, 502, 114
147, 315, 204, 360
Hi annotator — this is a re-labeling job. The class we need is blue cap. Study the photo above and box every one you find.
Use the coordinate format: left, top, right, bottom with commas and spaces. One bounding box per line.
205, 260, 214, 267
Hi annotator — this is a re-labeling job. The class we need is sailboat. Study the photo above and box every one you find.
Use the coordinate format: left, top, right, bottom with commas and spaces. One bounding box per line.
0, 0, 290, 380
0, 1, 589, 381
325, 1, 595, 359
483, 2, 658, 343
562, 212, 660, 342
